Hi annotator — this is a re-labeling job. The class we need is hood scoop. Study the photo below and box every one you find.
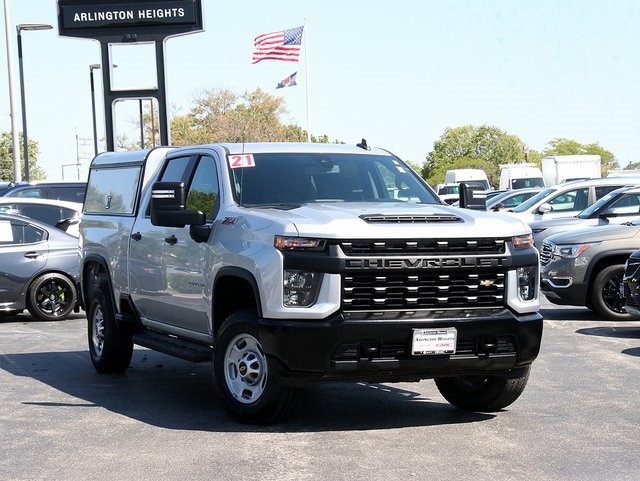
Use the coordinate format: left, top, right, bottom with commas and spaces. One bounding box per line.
359, 213, 463, 223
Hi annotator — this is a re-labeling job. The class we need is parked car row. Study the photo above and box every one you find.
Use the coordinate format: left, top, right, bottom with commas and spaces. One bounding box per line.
0, 181, 86, 203
510, 179, 640, 321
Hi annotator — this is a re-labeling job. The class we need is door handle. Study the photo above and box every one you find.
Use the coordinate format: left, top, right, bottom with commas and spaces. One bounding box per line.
131, 232, 142, 241
24, 251, 40, 259
165, 235, 178, 246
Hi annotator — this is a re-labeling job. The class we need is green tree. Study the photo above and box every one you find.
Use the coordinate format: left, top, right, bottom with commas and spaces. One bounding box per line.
421, 125, 527, 188
161, 88, 342, 147
167, 88, 302, 145
542, 138, 618, 176
0, 131, 46, 181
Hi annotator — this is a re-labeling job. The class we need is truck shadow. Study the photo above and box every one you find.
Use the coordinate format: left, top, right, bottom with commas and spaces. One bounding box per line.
1, 348, 494, 433
540, 306, 600, 321
574, 324, 640, 358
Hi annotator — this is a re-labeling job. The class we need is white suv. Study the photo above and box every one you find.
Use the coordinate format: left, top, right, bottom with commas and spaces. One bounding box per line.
497, 177, 640, 223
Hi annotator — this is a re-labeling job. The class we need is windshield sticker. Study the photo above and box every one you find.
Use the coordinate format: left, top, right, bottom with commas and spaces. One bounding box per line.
229, 154, 256, 169
396, 166, 407, 173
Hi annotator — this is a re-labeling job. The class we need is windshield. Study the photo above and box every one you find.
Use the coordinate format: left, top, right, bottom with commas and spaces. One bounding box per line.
229, 153, 440, 206
511, 178, 545, 189
510, 187, 556, 212
439, 185, 459, 195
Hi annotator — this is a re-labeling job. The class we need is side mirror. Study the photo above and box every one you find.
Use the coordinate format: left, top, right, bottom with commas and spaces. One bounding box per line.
538, 202, 552, 213
459, 182, 487, 210
150, 181, 206, 228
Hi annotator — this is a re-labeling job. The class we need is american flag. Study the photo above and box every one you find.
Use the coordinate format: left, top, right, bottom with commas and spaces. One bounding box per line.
252, 26, 304, 64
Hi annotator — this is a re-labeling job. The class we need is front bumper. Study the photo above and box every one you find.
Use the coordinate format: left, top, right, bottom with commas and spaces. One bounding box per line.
540, 257, 589, 306
540, 278, 588, 306
258, 309, 543, 385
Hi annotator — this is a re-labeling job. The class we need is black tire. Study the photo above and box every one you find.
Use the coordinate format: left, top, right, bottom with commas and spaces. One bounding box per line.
435, 367, 531, 412
213, 309, 300, 425
87, 289, 133, 373
27, 273, 77, 321
591, 264, 631, 320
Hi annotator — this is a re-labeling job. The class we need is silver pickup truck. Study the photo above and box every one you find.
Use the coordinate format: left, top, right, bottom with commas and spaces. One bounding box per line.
79, 142, 542, 424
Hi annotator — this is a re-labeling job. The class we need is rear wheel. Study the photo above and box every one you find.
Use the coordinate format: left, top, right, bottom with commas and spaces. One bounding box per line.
591, 264, 631, 320
435, 367, 530, 411
27, 273, 77, 321
88, 289, 133, 373
213, 310, 300, 424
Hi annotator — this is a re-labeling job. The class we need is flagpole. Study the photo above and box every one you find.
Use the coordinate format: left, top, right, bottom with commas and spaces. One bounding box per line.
303, 17, 310, 143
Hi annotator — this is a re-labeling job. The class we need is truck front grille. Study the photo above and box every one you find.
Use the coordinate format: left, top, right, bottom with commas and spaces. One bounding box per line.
342, 270, 505, 310
338, 238, 506, 256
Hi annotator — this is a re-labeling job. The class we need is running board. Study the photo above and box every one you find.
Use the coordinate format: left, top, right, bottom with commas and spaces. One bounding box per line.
132, 329, 212, 363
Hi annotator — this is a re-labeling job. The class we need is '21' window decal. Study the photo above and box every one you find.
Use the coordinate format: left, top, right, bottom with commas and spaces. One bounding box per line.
229, 154, 256, 168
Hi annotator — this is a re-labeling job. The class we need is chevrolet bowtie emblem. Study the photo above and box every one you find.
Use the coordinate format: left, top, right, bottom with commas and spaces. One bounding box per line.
480, 280, 495, 287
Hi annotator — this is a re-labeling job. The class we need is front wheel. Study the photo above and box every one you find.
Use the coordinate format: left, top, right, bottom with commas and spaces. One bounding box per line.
435, 367, 531, 411
591, 264, 631, 320
213, 310, 300, 424
27, 273, 77, 321
87, 289, 133, 373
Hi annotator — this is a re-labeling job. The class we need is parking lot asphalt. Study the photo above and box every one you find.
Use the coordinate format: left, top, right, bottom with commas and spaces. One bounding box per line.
1, 299, 639, 481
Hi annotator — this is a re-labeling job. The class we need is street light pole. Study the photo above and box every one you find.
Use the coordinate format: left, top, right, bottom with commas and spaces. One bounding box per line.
16, 23, 52, 182
3, 0, 21, 181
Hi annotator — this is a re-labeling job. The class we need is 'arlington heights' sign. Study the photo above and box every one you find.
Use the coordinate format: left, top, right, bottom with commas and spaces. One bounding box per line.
57, 0, 204, 151
58, 0, 203, 39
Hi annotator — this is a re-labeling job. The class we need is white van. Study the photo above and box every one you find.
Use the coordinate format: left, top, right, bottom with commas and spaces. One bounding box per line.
444, 169, 490, 190
499, 164, 545, 190
435, 183, 460, 204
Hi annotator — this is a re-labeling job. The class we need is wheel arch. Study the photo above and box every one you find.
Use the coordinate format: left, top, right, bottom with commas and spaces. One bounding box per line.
81, 254, 116, 313
212, 267, 262, 337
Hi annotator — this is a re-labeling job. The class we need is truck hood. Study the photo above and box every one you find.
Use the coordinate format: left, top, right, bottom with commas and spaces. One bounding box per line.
247, 202, 530, 238
544, 223, 640, 244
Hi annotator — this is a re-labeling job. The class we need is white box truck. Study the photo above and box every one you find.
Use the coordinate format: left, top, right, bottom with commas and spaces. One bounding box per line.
499, 164, 545, 190
541, 155, 601, 186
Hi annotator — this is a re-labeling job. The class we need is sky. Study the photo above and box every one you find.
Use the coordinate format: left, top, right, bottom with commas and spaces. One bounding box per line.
1, 1, 640, 181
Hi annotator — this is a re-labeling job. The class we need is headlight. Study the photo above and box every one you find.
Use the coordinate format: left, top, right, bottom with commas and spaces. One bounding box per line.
283, 270, 322, 307
512, 234, 533, 249
552, 243, 595, 259
274, 236, 326, 251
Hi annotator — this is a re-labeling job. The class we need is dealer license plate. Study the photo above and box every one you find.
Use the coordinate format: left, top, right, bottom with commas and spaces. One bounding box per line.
412, 328, 457, 355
